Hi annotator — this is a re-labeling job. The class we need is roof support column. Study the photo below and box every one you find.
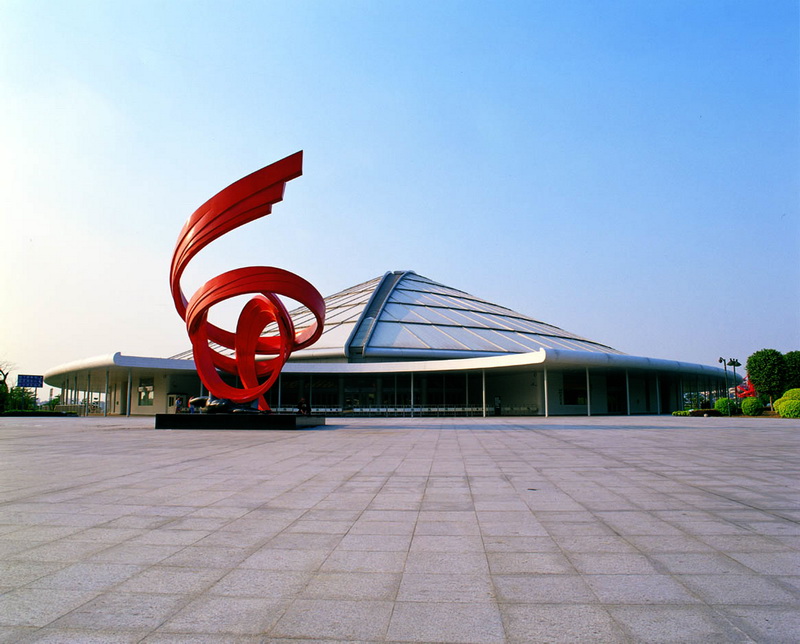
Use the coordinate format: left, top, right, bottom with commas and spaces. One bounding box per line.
86, 372, 91, 417
543, 367, 549, 417
585, 367, 591, 417
411, 373, 415, 418
126, 369, 132, 418
481, 370, 486, 418
104, 370, 109, 417
278, 375, 282, 410
625, 369, 631, 415
656, 373, 662, 415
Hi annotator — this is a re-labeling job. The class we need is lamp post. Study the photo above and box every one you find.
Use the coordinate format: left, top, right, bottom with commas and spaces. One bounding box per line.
727, 359, 740, 398
718, 357, 730, 415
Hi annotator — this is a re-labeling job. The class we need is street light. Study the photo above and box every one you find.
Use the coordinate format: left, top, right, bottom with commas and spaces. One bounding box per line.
727, 359, 741, 396
718, 357, 730, 415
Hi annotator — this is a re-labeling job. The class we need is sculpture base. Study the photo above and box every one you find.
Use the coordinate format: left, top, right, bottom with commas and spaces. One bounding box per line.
155, 413, 325, 430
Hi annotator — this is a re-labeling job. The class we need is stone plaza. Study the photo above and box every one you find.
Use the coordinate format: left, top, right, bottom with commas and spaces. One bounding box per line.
0, 415, 798, 642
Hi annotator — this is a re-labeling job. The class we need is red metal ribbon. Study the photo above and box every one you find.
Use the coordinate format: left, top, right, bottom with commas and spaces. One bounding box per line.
170, 151, 325, 410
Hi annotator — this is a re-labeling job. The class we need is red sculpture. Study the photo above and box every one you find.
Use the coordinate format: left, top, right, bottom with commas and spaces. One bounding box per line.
170, 151, 325, 411
736, 376, 756, 399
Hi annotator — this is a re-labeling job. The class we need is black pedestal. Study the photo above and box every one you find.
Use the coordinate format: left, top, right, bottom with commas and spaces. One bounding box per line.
154, 413, 325, 430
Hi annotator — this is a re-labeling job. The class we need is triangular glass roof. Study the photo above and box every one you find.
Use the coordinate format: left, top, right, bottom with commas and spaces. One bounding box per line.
169, 271, 623, 362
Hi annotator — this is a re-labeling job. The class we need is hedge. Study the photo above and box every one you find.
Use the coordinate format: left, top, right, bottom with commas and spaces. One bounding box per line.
741, 397, 763, 416
714, 398, 737, 415
778, 399, 800, 419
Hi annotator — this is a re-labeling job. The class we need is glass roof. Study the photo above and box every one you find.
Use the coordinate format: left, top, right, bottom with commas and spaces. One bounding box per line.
350, 272, 622, 358
169, 270, 623, 362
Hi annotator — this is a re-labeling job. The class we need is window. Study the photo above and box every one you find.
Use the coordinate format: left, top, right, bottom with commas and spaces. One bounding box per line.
138, 377, 154, 406
561, 372, 587, 406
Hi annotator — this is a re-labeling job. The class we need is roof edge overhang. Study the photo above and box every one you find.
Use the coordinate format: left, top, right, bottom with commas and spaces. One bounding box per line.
279, 349, 732, 378
44, 348, 736, 389
289, 347, 348, 361
540, 349, 735, 378
359, 348, 510, 360
44, 352, 199, 386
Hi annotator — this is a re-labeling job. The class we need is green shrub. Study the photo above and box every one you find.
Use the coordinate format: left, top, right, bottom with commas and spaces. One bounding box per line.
778, 400, 800, 419
741, 397, 763, 416
672, 410, 691, 416
781, 388, 800, 401
714, 398, 737, 415
774, 397, 787, 415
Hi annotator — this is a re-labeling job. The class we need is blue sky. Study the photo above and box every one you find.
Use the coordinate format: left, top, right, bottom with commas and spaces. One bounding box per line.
1, 0, 797, 381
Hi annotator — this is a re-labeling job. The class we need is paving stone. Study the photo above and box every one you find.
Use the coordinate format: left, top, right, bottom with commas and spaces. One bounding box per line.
265, 532, 342, 550
0, 561, 66, 586
624, 534, 716, 553
397, 573, 494, 602
21, 628, 144, 642
336, 533, 412, 551
404, 550, 489, 575
492, 574, 596, 603
207, 569, 311, 598
501, 604, 626, 643
10, 540, 112, 563
114, 566, 226, 594
608, 605, 752, 642
348, 520, 417, 535
271, 599, 393, 640
556, 535, 640, 553
128, 529, 209, 546
302, 572, 401, 600
409, 535, 484, 552
49, 592, 187, 631
0, 588, 99, 627
25, 563, 146, 591
720, 605, 800, 642
583, 574, 702, 604
387, 601, 505, 643
569, 553, 660, 575
725, 551, 800, 575
413, 520, 481, 536
85, 543, 182, 565
158, 545, 251, 568
676, 574, 800, 605
482, 535, 562, 553
157, 596, 287, 635
321, 549, 407, 573
648, 552, 755, 575
239, 548, 329, 571
487, 551, 576, 575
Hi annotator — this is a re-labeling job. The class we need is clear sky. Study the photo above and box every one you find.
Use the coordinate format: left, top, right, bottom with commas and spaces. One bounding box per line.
1, 0, 798, 384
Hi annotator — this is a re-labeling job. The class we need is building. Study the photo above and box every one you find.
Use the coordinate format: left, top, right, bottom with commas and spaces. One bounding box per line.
44, 271, 731, 416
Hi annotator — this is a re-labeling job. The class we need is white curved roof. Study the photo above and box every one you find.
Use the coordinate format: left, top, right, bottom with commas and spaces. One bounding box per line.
170, 270, 622, 363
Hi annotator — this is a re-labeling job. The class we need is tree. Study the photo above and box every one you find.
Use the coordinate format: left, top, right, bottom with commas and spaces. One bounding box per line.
45, 394, 61, 411
0, 361, 12, 413
7, 386, 35, 411
746, 349, 786, 408
783, 351, 800, 391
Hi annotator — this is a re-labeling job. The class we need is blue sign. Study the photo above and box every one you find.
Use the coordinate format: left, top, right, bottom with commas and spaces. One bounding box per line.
17, 374, 44, 388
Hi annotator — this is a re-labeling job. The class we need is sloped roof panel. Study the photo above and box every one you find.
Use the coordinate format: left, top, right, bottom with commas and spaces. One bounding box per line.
368, 322, 432, 350
170, 270, 623, 363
